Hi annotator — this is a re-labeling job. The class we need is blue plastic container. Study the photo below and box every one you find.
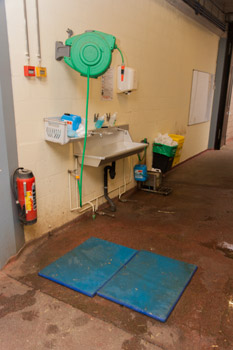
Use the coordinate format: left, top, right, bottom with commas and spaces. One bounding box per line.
61, 113, 82, 131
95, 119, 104, 129
134, 164, 147, 182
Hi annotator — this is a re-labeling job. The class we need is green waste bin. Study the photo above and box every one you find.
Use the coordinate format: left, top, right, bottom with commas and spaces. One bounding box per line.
152, 143, 177, 173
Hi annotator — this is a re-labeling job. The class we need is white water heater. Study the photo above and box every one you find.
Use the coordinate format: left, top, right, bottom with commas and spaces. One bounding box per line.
117, 66, 137, 94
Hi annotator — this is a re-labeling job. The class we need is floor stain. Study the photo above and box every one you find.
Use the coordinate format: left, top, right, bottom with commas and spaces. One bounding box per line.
200, 240, 233, 259
217, 247, 233, 259
121, 336, 146, 350
21, 310, 39, 321
44, 339, 57, 349
0, 290, 36, 318
46, 324, 59, 335
200, 240, 217, 250
48, 303, 60, 311
203, 216, 215, 221
73, 315, 89, 327
217, 243, 233, 259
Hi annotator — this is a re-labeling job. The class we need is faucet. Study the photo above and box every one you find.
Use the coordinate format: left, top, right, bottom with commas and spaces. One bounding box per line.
90, 130, 114, 137
117, 127, 127, 134
90, 131, 103, 137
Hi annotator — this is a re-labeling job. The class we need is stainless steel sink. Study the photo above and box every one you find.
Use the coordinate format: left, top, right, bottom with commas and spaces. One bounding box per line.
73, 125, 148, 167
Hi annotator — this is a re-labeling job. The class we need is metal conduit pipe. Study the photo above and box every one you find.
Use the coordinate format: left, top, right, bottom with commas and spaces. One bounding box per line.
182, 0, 226, 31
23, 0, 30, 62
35, 0, 41, 63
104, 162, 116, 212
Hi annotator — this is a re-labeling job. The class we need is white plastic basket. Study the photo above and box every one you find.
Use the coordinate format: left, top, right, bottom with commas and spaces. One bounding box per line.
44, 117, 69, 144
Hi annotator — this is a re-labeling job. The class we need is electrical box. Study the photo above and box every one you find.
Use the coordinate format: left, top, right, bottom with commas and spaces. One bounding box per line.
117, 66, 137, 94
24, 66, 35, 77
36, 66, 47, 78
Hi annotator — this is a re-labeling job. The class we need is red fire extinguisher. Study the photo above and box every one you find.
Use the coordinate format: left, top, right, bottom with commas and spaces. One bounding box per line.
12, 168, 37, 225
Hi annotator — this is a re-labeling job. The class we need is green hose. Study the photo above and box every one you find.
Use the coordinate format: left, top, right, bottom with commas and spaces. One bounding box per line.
77, 44, 124, 207
115, 44, 124, 64
137, 149, 146, 162
77, 67, 90, 207
137, 138, 148, 162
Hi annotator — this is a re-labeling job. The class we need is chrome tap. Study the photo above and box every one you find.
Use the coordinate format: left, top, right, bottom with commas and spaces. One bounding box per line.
90, 131, 103, 137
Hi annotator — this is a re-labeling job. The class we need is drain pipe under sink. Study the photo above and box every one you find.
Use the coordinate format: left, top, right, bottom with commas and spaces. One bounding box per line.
104, 162, 116, 212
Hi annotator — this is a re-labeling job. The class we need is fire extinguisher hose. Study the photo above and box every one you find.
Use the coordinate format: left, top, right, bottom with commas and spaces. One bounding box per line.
12, 167, 23, 201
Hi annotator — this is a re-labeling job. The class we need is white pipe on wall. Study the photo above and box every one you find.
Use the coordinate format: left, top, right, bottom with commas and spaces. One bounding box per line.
35, 0, 41, 64
23, 0, 30, 63
68, 157, 133, 213
119, 157, 133, 200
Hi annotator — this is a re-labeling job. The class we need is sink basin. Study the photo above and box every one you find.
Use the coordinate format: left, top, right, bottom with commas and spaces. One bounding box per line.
73, 125, 148, 167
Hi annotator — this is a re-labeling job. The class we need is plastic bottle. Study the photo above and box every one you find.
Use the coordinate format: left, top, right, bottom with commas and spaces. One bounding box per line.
109, 112, 117, 127
67, 121, 76, 138
134, 164, 147, 182
95, 114, 105, 129
76, 124, 85, 137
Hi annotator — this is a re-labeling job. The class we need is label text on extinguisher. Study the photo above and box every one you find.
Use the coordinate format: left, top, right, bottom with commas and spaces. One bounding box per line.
25, 191, 33, 213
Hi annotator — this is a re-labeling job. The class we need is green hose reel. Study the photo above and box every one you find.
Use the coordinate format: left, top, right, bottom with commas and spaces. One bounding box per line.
57, 30, 124, 208
64, 30, 117, 78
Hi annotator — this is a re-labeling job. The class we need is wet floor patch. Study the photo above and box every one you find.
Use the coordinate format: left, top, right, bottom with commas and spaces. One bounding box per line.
46, 324, 60, 335
200, 240, 218, 250
0, 290, 36, 318
203, 215, 216, 221
73, 314, 89, 327
121, 336, 147, 350
200, 240, 233, 259
21, 310, 39, 321
217, 242, 233, 259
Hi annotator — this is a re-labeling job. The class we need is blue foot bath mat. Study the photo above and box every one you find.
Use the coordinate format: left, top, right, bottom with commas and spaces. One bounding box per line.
97, 250, 197, 322
38, 237, 137, 297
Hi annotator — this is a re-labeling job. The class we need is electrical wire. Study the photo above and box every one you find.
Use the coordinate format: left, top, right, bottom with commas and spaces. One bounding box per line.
77, 67, 90, 207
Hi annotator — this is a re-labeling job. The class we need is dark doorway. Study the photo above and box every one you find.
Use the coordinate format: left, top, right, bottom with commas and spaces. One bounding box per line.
215, 23, 233, 149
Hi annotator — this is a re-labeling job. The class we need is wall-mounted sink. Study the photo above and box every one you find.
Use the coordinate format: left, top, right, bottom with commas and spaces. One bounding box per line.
73, 125, 148, 167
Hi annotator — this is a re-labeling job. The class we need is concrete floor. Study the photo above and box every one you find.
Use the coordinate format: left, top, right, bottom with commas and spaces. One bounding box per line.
1, 143, 233, 350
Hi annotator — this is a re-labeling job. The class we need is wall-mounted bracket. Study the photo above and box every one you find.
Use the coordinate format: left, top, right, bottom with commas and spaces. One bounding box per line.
55, 41, 70, 61
66, 28, 73, 38
94, 113, 99, 122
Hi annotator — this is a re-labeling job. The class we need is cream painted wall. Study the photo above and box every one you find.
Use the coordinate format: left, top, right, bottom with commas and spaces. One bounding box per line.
5, 0, 219, 241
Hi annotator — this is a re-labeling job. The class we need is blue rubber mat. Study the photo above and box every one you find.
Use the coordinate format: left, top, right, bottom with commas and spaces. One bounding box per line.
38, 237, 137, 297
98, 250, 197, 322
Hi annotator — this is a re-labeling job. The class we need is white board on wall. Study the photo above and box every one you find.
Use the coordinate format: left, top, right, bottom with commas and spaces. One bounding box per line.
188, 70, 215, 125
